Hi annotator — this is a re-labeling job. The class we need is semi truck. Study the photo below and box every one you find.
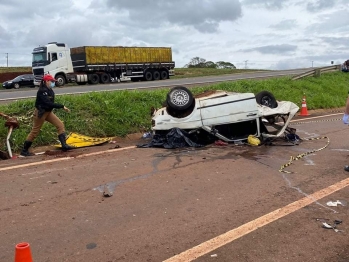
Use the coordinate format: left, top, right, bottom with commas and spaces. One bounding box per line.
31, 42, 175, 87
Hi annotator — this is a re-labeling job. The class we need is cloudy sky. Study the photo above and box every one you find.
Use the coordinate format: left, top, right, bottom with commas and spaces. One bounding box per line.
0, 0, 348, 69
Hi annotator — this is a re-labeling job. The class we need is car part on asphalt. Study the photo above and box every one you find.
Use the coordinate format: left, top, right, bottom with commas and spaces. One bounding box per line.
0, 112, 20, 159
326, 200, 347, 207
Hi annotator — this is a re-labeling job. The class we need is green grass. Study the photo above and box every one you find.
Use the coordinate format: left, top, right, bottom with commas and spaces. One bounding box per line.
172, 68, 263, 78
1, 71, 349, 152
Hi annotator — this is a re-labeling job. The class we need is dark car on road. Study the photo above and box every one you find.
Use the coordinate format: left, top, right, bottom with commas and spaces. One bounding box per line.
2, 74, 35, 89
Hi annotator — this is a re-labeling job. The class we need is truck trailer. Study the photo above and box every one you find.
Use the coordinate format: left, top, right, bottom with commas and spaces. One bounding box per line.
32, 42, 175, 87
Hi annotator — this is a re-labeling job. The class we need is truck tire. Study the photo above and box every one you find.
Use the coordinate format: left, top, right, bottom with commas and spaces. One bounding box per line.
88, 74, 100, 85
255, 91, 277, 108
166, 86, 194, 111
144, 71, 153, 81
100, 73, 110, 84
55, 75, 66, 87
160, 70, 168, 80
153, 70, 160, 81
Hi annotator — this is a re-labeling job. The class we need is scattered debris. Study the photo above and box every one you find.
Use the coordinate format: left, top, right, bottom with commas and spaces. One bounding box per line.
0, 150, 10, 160
142, 132, 152, 139
320, 220, 344, 233
214, 140, 228, 146
322, 222, 333, 229
326, 200, 347, 207
211, 254, 218, 258
102, 185, 113, 197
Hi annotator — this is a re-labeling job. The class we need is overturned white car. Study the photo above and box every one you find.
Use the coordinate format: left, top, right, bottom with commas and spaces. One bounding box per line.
151, 86, 299, 144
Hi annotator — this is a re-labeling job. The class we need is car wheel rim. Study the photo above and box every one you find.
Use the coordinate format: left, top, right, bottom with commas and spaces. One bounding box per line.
261, 96, 271, 106
172, 90, 189, 106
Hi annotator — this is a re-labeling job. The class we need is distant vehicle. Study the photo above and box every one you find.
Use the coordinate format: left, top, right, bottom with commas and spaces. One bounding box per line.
2, 74, 35, 89
152, 86, 299, 143
32, 42, 175, 87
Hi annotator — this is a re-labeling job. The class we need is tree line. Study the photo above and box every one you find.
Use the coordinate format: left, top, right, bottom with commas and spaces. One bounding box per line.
184, 57, 236, 69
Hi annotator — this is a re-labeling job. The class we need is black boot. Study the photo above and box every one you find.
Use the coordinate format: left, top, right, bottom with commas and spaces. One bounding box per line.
20, 141, 35, 157
58, 133, 74, 151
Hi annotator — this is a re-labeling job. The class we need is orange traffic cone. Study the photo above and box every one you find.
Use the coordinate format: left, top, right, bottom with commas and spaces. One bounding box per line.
15, 242, 33, 262
299, 94, 310, 116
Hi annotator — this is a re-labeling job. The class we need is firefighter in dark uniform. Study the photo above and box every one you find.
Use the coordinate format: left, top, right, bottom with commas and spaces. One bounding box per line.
20, 74, 74, 156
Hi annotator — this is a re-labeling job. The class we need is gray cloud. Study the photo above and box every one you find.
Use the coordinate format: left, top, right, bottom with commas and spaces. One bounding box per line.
241, 44, 298, 55
242, 0, 293, 10
306, 0, 336, 12
0, 0, 347, 69
103, 0, 242, 33
269, 19, 297, 30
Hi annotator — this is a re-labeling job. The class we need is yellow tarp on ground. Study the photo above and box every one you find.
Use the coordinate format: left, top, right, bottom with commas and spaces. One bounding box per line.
54, 132, 113, 148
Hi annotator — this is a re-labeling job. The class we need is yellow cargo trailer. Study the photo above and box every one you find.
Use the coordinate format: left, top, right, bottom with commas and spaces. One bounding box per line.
70, 46, 173, 64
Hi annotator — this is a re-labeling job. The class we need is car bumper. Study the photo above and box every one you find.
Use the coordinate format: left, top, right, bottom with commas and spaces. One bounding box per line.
2, 83, 12, 89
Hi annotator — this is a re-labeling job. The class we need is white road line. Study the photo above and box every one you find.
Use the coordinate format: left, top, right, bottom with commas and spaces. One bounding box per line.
0, 146, 136, 172
291, 113, 342, 122
164, 177, 349, 262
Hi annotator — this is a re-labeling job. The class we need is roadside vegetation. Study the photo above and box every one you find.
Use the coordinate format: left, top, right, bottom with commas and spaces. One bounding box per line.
1, 71, 349, 152
173, 68, 261, 78
0, 67, 31, 73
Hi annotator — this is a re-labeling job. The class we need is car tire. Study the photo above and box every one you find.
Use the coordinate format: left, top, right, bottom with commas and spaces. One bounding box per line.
14, 83, 20, 89
255, 91, 277, 108
166, 86, 194, 111
55, 75, 66, 87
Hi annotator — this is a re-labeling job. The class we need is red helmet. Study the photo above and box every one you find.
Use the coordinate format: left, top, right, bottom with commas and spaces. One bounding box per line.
42, 74, 56, 81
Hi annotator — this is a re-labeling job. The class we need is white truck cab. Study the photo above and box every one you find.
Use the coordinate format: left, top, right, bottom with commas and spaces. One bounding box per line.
32, 42, 73, 86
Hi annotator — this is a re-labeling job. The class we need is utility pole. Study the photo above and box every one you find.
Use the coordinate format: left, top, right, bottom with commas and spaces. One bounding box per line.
244, 60, 248, 69
5, 53, 8, 67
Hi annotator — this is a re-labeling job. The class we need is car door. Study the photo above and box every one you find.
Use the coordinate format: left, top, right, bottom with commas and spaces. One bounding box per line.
199, 93, 259, 126
21, 75, 32, 87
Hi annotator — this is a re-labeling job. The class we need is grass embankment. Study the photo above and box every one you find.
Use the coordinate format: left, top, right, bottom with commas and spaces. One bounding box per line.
172, 68, 262, 78
1, 71, 348, 152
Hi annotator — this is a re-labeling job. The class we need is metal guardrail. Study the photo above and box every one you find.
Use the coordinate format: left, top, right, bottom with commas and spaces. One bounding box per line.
292, 65, 341, 80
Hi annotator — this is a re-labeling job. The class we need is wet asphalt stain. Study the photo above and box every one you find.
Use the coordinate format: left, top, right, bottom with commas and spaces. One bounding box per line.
93, 146, 272, 195
93, 157, 164, 194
